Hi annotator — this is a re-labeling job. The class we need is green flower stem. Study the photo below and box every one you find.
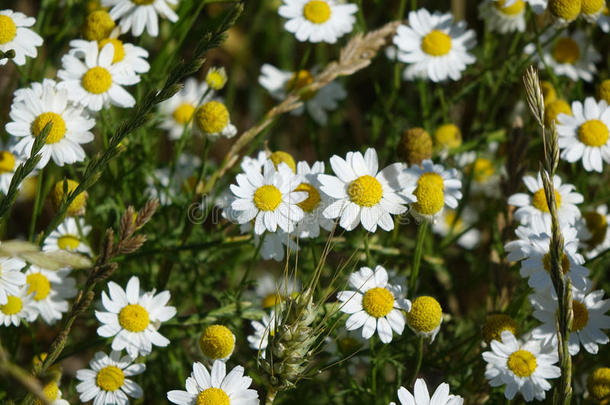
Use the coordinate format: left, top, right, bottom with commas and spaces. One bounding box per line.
409, 221, 428, 295
411, 336, 424, 385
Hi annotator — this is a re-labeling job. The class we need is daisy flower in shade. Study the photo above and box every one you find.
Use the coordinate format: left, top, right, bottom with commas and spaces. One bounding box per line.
587, 367, 610, 402
36, 380, 70, 405
479, 0, 527, 34
5, 79, 95, 168
525, 30, 601, 82
432, 207, 481, 249
318, 148, 413, 232
0, 10, 43, 66
43, 217, 92, 255
393, 9, 476, 82
325, 333, 370, 375
580, 0, 606, 22
68, 38, 150, 76
407, 296, 443, 342
402, 160, 462, 223
0, 287, 36, 327
530, 282, 610, 355
0, 257, 26, 305
254, 273, 300, 309
0, 142, 29, 195
456, 147, 502, 198
259, 229, 300, 261
95, 276, 177, 358
25, 266, 77, 325
75, 350, 145, 405
247, 310, 278, 358
507, 173, 583, 229
198, 324, 236, 362
483, 330, 560, 402
240, 150, 268, 173
193, 100, 237, 139
482, 314, 519, 345
389, 378, 464, 405
337, 265, 410, 344
259, 64, 347, 125
294, 160, 334, 238
167, 360, 259, 405
145, 153, 201, 205
230, 160, 306, 235
206, 66, 227, 91
58, 42, 139, 111
597, 6, 610, 32
578, 204, 610, 259
102, 0, 179, 37
278, 0, 358, 44
556, 97, 610, 173
158, 78, 211, 140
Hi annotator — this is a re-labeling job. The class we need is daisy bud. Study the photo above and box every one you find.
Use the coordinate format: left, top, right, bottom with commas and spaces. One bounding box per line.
398, 127, 432, 165
481, 314, 518, 344
597, 79, 610, 104
581, 0, 605, 18
83, 10, 115, 41
587, 367, 610, 402
51, 179, 88, 216
407, 296, 443, 341
199, 325, 236, 361
194, 101, 237, 138
544, 99, 572, 127
206, 67, 228, 91
269, 151, 296, 172
434, 123, 462, 150
548, 0, 582, 23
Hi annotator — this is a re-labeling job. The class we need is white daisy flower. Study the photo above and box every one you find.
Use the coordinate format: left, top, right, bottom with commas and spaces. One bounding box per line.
258, 64, 347, 125
483, 330, 560, 402
5, 79, 95, 168
479, 0, 527, 34
145, 153, 201, 205
0, 257, 25, 305
294, 160, 334, 238
278, 0, 358, 44
25, 266, 76, 325
530, 282, 610, 355
230, 160, 306, 235
0, 10, 43, 66
505, 222, 589, 292
167, 360, 259, 405
37, 380, 70, 405
403, 159, 462, 223
432, 207, 481, 249
0, 141, 30, 195
455, 149, 502, 198
58, 42, 139, 111
76, 350, 145, 404
193, 100, 237, 139
247, 310, 278, 358
102, 0, 179, 37
318, 148, 413, 232
578, 204, 610, 259
0, 286, 37, 327
390, 378, 464, 405
259, 229, 300, 261
507, 173, 583, 229
556, 97, 610, 173
525, 30, 601, 82
158, 77, 211, 140
68, 38, 150, 76
240, 150, 268, 173
337, 265, 411, 344
95, 276, 177, 358
43, 217, 92, 255
254, 273, 300, 309
393, 9, 476, 82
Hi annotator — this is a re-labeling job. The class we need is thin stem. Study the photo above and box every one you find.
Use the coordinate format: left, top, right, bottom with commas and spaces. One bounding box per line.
265, 387, 277, 405
411, 336, 424, 385
409, 221, 428, 294
28, 169, 44, 241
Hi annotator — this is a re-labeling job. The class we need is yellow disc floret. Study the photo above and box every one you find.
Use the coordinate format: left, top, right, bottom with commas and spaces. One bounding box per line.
82, 67, 113, 94
552, 38, 580, 64
413, 172, 445, 216
57, 234, 81, 250
31, 112, 67, 144
172, 103, 196, 125
96, 365, 124, 391
581, 0, 605, 15
548, 0, 582, 21
195, 101, 230, 134
398, 127, 433, 165
269, 151, 297, 172
362, 287, 394, 318
303, 0, 332, 24
507, 349, 537, 377
583, 210, 608, 248
206, 67, 228, 90
495, 0, 526, 15
196, 387, 230, 405
0, 151, 16, 174
295, 183, 321, 213
542, 252, 570, 275
545, 99, 572, 127
0, 295, 22, 315
83, 10, 115, 41
348, 175, 383, 207
434, 124, 462, 149
33, 381, 60, 405
199, 324, 235, 360
531, 188, 561, 213
0, 15, 17, 44
421, 30, 452, 56
597, 79, 610, 104
99, 38, 125, 63
482, 314, 519, 344
51, 179, 88, 216
262, 293, 284, 308
118, 304, 150, 332
541, 81, 557, 105
285, 70, 317, 100
26, 273, 51, 301
587, 367, 610, 402
468, 158, 495, 183
253, 185, 282, 211
571, 300, 588, 331
407, 296, 442, 333
578, 119, 609, 147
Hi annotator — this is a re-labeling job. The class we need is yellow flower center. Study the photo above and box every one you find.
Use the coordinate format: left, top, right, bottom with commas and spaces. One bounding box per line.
38, 382, 59, 404
0, 295, 22, 315
295, 182, 321, 213
52, 179, 87, 216
571, 300, 588, 331
552, 38, 580, 64
413, 172, 445, 216
199, 324, 235, 360
362, 287, 394, 318
0, 15, 17, 44
407, 296, 442, 333
206, 68, 227, 90
26, 273, 51, 301
542, 252, 570, 276
468, 158, 495, 183
545, 99, 572, 127
118, 304, 150, 332
0, 151, 16, 174
578, 119, 609, 147
588, 367, 610, 401
197, 387, 230, 405
99, 38, 125, 63
82, 66, 113, 94
421, 30, 452, 56
269, 151, 297, 172
195, 101, 230, 134
253, 185, 282, 211
399, 127, 432, 165
598, 79, 610, 104
57, 234, 81, 250
348, 175, 383, 207
434, 124, 462, 149
172, 103, 196, 125
581, 0, 605, 14
262, 293, 284, 308
531, 188, 561, 213
303, 0, 332, 24
96, 365, 125, 392
548, 0, 582, 21
541, 81, 557, 105
495, 0, 526, 15
507, 350, 537, 377
83, 10, 115, 41
31, 112, 67, 144
337, 337, 362, 356
583, 211, 608, 248
132, 0, 155, 4
482, 314, 518, 344
285, 70, 317, 100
